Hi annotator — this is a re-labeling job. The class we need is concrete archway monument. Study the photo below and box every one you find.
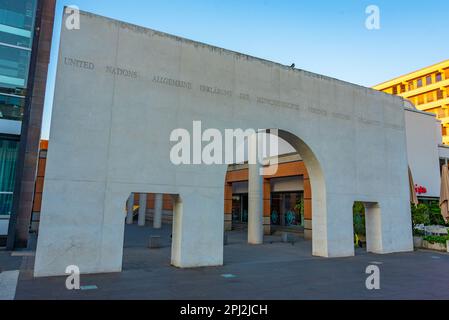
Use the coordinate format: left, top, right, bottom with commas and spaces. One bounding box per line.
34, 10, 413, 277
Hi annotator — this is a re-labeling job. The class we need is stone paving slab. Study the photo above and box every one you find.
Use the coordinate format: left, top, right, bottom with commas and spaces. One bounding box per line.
0, 270, 19, 300
0, 250, 23, 273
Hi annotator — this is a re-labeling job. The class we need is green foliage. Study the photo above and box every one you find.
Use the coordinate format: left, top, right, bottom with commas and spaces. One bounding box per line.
428, 202, 445, 226
411, 204, 430, 228
353, 202, 365, 215
413, 229, 425, 237
411, 201, 446, 230
294, 198, 304, 217
353, 202, 366, 237
423, 235, 449, 244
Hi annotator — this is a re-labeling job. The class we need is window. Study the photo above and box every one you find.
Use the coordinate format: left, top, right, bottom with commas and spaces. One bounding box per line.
392, 86, 397, 94
0, 0, 37, 90
400, 84, 406, 93
408, 81, 414, 91
427, 92, 434, 103
0, 0, 37, 49
437, 90, 444, 100
0, 45, 31, 88
417, 95, 424, 105
436, 73, 442, 82
0, 138, 19, 216
445, 69, 449, 80
426, 75, 433, 85
417, 78, 423, 88
271, 192, 304, 227
438, 108, 446, 118
232, 194, 248, 223
0, 93, 24, 121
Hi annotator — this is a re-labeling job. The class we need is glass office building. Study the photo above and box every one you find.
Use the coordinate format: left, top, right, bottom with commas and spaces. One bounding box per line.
0, 0, 37, 222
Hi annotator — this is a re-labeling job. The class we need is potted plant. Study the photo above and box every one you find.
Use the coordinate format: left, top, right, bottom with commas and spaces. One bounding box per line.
413, 230, 424, 248
422, 235, 449, 252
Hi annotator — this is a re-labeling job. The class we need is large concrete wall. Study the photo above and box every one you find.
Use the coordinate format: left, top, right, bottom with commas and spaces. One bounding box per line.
35, 11, 413, 277
405, 108, 441, 198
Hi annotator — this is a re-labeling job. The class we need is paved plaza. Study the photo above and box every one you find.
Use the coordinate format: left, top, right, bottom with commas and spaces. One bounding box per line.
1, 224, 449, 300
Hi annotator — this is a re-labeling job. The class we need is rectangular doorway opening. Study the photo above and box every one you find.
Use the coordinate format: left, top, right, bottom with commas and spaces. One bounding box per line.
122, 192, 177, 271
353, 201, 382, 254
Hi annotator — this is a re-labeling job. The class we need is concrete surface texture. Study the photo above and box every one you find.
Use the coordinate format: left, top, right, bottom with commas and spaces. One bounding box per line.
35, 10, 413, 277
404, 108, 442, 197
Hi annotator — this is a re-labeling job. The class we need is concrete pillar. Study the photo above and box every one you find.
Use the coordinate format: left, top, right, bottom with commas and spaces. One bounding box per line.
153, 193, 163, 229
126, 193, 134, 224
171, 193, 224, 268
312, 195, 354, 257
248, 133, 263, 244
364, 202, 383, 254
138, 193, 147, 226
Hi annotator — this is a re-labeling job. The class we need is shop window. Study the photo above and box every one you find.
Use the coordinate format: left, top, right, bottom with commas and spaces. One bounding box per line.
232, 194, 248, 223
270, 192, 304, 227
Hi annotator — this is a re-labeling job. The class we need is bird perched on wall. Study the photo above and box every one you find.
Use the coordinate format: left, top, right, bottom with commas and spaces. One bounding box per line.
290, 63, 295, 69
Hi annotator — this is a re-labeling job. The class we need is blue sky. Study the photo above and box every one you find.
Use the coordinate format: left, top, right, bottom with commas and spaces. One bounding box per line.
41, 0, 449, 138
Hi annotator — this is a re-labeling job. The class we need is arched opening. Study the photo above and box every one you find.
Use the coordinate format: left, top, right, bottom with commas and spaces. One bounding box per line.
222, 129, 327, 258
277, 129, 327, 255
